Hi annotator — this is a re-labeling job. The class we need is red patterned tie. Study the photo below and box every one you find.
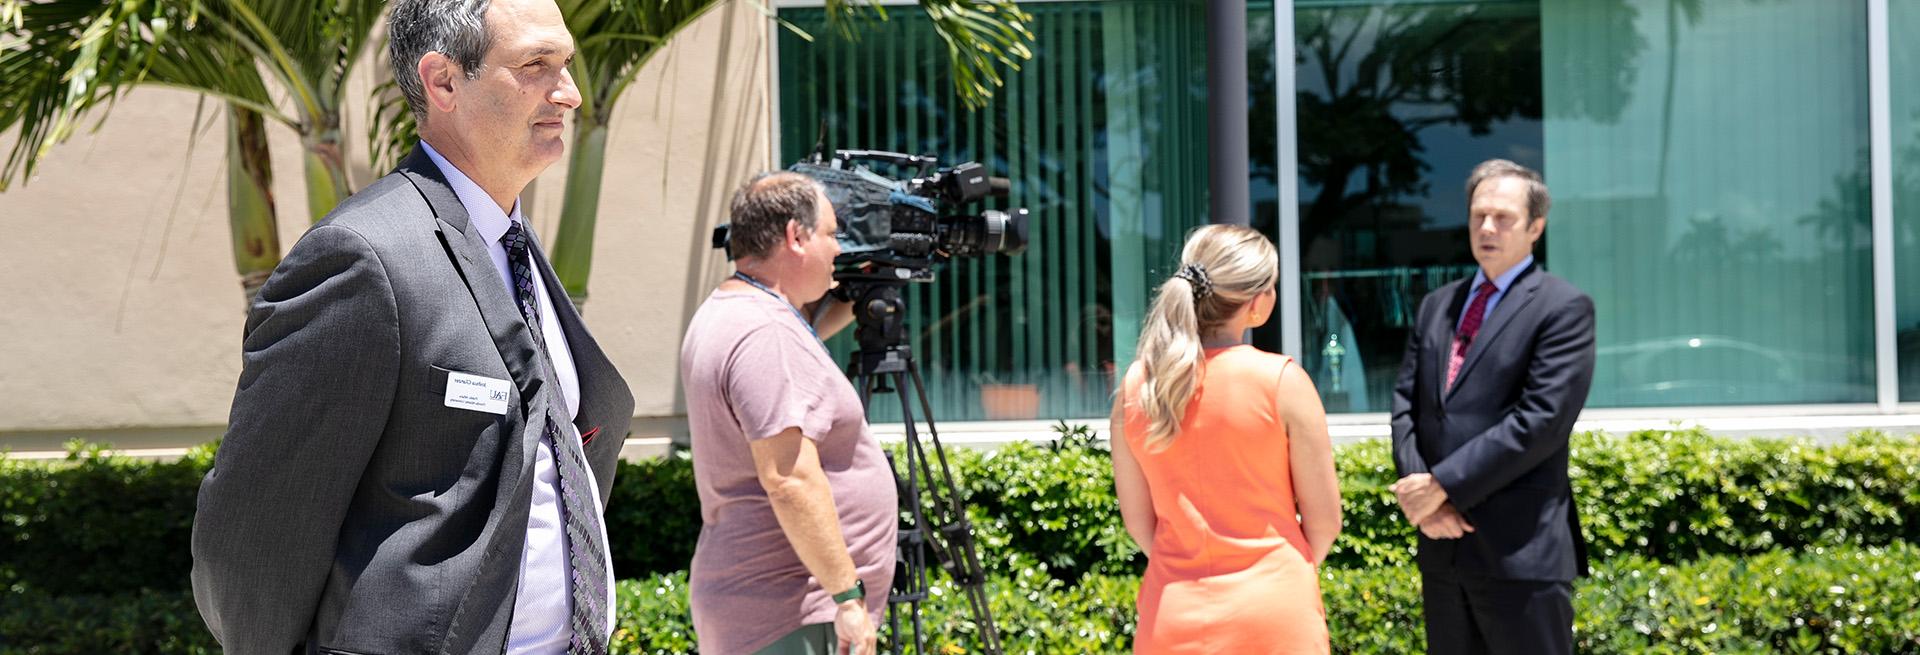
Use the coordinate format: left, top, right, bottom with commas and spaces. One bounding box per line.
1446, 281, 1500, 390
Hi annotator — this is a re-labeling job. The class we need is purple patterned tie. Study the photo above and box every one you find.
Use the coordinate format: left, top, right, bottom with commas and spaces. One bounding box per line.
502, 221, 608, 654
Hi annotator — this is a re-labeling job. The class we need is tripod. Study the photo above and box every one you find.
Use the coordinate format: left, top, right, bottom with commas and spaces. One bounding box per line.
841, 272, 1003, 655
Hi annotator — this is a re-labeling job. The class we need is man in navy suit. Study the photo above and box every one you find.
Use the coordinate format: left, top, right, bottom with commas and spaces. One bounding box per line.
1389, 159, 1596, 655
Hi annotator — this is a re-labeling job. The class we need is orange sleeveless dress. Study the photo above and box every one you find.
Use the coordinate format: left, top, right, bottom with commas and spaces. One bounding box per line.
1121, 345, 1330, 654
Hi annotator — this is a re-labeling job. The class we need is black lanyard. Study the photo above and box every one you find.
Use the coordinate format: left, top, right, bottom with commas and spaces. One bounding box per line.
733, 271, 827, 349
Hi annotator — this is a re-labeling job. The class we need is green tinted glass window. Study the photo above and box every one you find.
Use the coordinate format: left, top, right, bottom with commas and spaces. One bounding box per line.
777, 1, 1211, 421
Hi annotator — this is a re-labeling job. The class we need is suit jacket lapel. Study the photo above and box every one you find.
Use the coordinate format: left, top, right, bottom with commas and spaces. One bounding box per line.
525, 231, 633, 496
1434, 280, 1471, 405
525, 231, 618, 433
1447, 263, 1542, 400
396, 146, 548, 448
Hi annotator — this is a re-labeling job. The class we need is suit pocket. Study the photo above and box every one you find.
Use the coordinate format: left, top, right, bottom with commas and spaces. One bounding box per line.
415, 364, 513, 444
423, 364, 517, 412
425, 364, 454, 397
318, 647, 383, 655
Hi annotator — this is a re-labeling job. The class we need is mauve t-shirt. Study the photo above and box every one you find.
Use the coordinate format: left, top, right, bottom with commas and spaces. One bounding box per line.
679, 288, 897, 654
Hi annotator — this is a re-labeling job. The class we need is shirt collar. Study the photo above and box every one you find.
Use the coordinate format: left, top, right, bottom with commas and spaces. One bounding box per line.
1472, 254, 1535, 293
420, 140, 523, 246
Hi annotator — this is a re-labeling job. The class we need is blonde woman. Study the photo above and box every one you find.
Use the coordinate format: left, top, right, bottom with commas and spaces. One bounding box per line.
1111, 224, 1343, 654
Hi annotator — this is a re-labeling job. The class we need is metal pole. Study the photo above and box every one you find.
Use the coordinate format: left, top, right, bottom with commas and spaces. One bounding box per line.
1869, 0, 1896, 411
1208, 0, 1250, 226
1275, 2, 1303, 359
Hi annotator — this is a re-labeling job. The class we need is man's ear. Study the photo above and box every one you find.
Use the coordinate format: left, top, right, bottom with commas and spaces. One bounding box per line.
419, 52, 460, 115
785, 220, 808, 255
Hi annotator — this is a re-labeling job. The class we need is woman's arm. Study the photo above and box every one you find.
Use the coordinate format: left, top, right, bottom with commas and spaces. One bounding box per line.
1280, 362, 1342, 565
1110, 398, 1156, 557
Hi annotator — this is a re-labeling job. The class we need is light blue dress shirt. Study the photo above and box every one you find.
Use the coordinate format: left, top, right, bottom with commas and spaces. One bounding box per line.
1454, 255, 1535, 334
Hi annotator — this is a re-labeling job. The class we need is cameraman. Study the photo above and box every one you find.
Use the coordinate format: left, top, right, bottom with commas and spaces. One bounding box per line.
680, 172, 895, 655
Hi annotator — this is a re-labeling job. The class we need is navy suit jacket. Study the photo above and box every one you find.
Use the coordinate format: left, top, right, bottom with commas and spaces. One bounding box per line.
1390, 262, 1595, 582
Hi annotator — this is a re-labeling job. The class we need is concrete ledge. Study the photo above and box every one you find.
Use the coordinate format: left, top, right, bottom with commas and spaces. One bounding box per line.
9, 405, 1920, 461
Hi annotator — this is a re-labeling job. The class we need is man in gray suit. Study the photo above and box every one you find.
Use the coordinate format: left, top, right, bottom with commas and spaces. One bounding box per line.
190, 0, 632, 652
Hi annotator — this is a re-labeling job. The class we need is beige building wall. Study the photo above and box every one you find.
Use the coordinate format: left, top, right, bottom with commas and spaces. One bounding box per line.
0, 2, 771, 447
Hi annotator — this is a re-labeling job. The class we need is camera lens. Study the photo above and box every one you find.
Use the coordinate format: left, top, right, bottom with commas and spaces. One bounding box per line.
940, 208, 1030, 257
980, 208, 1030, 256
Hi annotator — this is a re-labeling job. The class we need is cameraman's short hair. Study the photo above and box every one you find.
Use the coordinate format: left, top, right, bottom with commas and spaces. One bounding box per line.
1465, 159, 1551, 221
728, 172, 827, 260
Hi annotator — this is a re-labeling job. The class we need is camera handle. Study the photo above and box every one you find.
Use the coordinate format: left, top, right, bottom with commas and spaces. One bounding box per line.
844, 279, 1003, 655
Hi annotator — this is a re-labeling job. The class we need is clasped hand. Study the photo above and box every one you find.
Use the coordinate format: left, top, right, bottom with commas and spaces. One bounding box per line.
1390, 473, 1475, 540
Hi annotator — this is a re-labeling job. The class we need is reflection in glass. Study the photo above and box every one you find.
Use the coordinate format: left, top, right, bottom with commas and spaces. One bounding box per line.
1288, 0, 1545, 413
1543, 0, 1873, 406
1895, 0, 1920, 400
777, 1, 1208, 421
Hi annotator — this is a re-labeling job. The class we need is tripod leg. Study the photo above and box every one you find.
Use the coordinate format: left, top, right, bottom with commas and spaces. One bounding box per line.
889, 371, 933, 655
899, 358, 1004, 654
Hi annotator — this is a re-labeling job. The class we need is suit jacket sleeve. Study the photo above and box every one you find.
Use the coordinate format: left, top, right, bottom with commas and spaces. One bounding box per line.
1428, 293, 1595, 511
191, 225, 400, 654
1390, 294, 1431, 476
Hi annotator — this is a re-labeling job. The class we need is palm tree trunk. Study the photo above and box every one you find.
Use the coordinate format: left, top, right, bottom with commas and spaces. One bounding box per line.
551, 120, 609, 313
301, 114, 351, 222
228, 105, 281, 308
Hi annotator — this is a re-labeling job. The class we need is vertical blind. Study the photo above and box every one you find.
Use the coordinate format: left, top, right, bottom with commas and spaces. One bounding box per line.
777, 0, 1210, 422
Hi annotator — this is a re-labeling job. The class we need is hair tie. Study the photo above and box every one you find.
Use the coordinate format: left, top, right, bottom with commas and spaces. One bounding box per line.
1174, 264, 1213, 300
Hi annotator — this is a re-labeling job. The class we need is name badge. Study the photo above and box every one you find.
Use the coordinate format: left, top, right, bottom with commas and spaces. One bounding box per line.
444, 371, 511, 415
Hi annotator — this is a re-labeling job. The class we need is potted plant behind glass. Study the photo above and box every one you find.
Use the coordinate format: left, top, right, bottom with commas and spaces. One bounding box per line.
974, 372, 1040, 420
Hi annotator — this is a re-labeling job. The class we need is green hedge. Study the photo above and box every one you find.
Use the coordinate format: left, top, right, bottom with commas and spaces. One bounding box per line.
0, 442, 215, 595
954, 428, 1920, 575
606, 453, 702, 578
612, 543, 1920, 654
0, 445, 705, 595
6, 430, 1920, 593
0, 589, 218, 654
14, 544, 1918, 654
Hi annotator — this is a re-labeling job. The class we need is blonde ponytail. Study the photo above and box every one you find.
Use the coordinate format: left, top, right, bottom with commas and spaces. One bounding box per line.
1136, 275, 1205, 448
1131, 225, 1279, 448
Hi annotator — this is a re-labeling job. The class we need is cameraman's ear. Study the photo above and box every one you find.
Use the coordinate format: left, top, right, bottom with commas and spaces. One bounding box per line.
785, 220, 809, 254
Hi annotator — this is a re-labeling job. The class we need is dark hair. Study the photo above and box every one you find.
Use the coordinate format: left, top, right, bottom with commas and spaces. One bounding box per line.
388, 0, 493, 124
727, 172, 828, 260
1465, 159, 1551, 220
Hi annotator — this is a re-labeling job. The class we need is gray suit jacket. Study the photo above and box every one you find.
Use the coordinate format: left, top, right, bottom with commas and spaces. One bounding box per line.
191, 147, 634, 655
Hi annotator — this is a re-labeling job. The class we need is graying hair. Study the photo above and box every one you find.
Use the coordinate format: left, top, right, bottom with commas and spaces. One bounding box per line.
388, 0, 494, 124
1465, 159, 1551, 221
727, 172, 827, 260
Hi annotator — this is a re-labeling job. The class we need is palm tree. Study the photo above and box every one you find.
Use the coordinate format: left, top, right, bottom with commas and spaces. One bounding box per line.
4, 0, 386, 220
3, 0, 387, 305
543, 0, 733, 308
371, 0, 1036, 310
557, 0, 1035, 309
139, 0, 386, 221
2, 0, 285, 304
6, 0, 1032, 309
217, 0, 388, 221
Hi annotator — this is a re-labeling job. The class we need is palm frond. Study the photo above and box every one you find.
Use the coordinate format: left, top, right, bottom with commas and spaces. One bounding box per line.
558, 0, 727, 125
365, 76, 417, 174
0, 0, 210, 189
810, 0, 1034, 110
